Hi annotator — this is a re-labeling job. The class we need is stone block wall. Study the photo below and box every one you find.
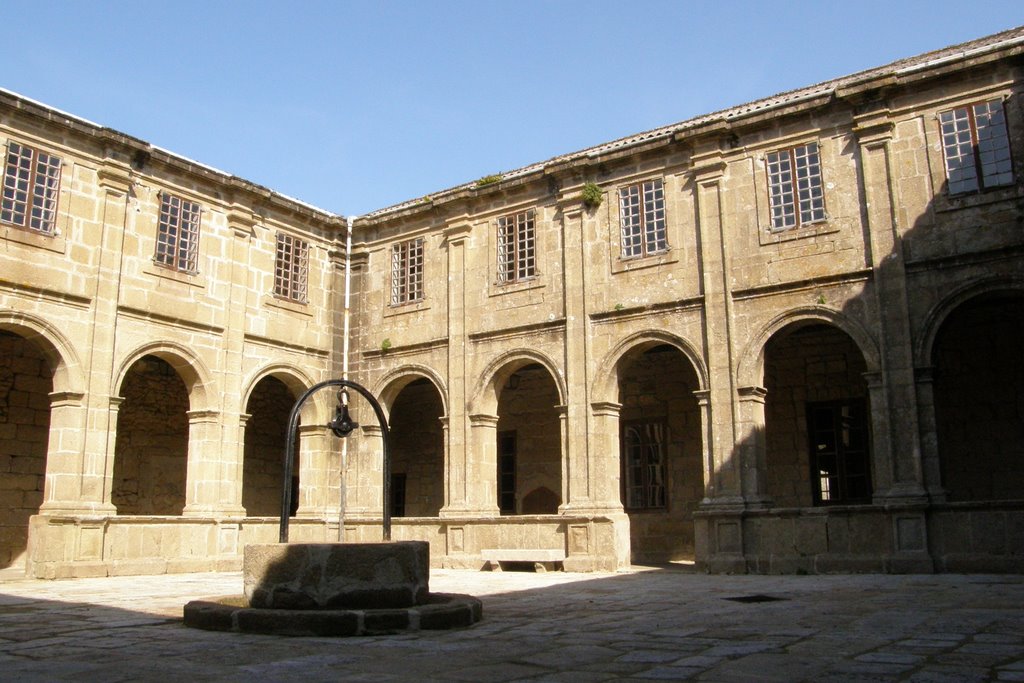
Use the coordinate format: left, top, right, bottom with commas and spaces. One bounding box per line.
0, 332, 51, 569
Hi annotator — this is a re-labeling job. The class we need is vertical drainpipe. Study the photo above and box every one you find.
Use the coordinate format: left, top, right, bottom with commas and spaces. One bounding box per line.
338, 215, 355, 540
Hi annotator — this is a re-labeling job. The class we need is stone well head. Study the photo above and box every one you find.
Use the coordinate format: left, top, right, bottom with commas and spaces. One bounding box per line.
244, 541, 430, 610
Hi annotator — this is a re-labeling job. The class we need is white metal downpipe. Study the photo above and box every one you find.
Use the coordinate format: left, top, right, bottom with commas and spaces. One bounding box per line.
338, 215, 355, 540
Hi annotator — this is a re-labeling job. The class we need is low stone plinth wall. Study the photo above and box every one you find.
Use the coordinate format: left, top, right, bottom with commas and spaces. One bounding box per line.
244, 541, 430, 609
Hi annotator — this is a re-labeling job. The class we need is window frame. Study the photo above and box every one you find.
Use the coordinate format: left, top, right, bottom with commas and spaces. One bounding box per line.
938, 98, 1015, 196
620, 420, 667, 511
273, 232, 310, 304
1, 140, 62, 236
765, 141, 826, 232
806, 399, 872, 506
154, 192, 202, 273
498, 430, 517, 515
496, 209, 536, 284
618, 179, 668, 259
390, 237, 424, 306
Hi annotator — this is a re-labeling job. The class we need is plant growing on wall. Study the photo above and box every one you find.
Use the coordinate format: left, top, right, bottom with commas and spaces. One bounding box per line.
476, 174, 502, 187
581, 182, 603, 209
381, 338, 392, 352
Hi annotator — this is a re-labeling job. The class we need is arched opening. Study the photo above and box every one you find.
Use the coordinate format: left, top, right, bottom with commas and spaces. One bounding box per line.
388, 377, 445, 517
243, 375, 299, 517
0, 330, 53, 569
496, 363, 561, 515
764, 323, 871, 507
616, 343, 702, 564
112, 355, 189, 515
933, 292, 1024, 501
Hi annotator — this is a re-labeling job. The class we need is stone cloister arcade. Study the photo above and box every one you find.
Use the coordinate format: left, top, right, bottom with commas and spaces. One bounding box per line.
2, 282, 1023, 574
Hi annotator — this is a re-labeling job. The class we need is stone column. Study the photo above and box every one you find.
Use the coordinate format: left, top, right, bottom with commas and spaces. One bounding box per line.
182, 409, 223, 516
296, 424, 338, 520
461, 413, 500, 516
216, 206, 255, 517
346, 424, 383, 520
694, 389, 714, 503
555, 404, 570, 510
863, 370, 896, 499
736, 386, 770, 507
914, 367, 946, 502
439, 415, 451, 510
440, 220, 472, 517
236, 414, 251, 514
854, 116, 926, 502
692, 156, 743, 507
586, 402, 625, 512
70, 159, 132, 514
559, 203, 594, 510
39, 391, 88, 513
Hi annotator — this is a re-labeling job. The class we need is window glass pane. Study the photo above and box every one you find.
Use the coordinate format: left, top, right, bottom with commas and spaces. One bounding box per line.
619, 185, 642, 257
974, 100, 1014, 188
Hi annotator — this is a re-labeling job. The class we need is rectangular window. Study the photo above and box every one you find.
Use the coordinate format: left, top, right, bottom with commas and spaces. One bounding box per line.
390, 238, 424, 305
1, 141, 62, 235
939, 99, 1014, 195
621, 421, 666, 510
154, 192, 201, 272
807, 400, 871, 505
618, 179, 667, 258
498, 431, 517, 514
766, 142, 825, 230
274, 232, 309, 303
390, 473, 407, 518
496, 210, 536, 283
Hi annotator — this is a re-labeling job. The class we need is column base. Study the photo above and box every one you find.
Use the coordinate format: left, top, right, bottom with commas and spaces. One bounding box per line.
39, 501, 117, 516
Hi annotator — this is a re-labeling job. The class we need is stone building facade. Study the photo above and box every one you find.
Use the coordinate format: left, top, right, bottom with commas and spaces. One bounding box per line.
1, 27, 1022, 578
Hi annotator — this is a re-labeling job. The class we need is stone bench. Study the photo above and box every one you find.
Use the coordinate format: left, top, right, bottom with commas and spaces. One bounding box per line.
481, 548, 566, 572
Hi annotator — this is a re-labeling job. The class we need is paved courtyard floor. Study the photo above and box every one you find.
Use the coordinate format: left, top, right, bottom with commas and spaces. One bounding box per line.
1, 566, 1022, 682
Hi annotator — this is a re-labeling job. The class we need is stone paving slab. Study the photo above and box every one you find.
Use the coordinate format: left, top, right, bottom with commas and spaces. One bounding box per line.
0, 567, 1022, 681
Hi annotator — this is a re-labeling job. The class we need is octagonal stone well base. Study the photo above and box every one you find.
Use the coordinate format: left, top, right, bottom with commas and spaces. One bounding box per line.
244, 541, 429, 610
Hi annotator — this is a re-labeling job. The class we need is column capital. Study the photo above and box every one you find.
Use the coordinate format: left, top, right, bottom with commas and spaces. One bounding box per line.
48, 391, 85, 408
590, 401, 622, 417
186, 409, 220, 423
737, 385, 767, 403
468, 413, 499, 428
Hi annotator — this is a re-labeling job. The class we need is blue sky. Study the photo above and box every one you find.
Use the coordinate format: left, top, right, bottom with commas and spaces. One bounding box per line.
2, 1, 1021, 216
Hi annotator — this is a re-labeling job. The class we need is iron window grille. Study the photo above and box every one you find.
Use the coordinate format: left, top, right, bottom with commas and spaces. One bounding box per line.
155, 192, 201, 272
1, 141, 62, 235
939, 99, 1014, 195
766, 142, 826, 230
618, 179, 667, 258
390, 238, 424, 305
496, 210, 536, 283
621, 421, 667, 510
274, 232, 309, 303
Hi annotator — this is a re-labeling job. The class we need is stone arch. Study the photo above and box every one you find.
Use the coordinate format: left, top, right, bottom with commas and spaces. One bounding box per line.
469, 349, 565, 416
926, 282, 1024, 502
915, 276, 1024, 368
114, 341, 214, 411
603, 332, 706, 563
376, 366, 448, 518
241, 363, 324, 424
759, 310, 875, 508
592, 330, 708, 404
0, 311, 80, 570
0, 310, 85, 395
375, 364, 449, 419
736, 305, 881, 389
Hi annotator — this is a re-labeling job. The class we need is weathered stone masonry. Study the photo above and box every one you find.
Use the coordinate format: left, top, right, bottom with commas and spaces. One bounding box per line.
1, 27, 1022, 577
